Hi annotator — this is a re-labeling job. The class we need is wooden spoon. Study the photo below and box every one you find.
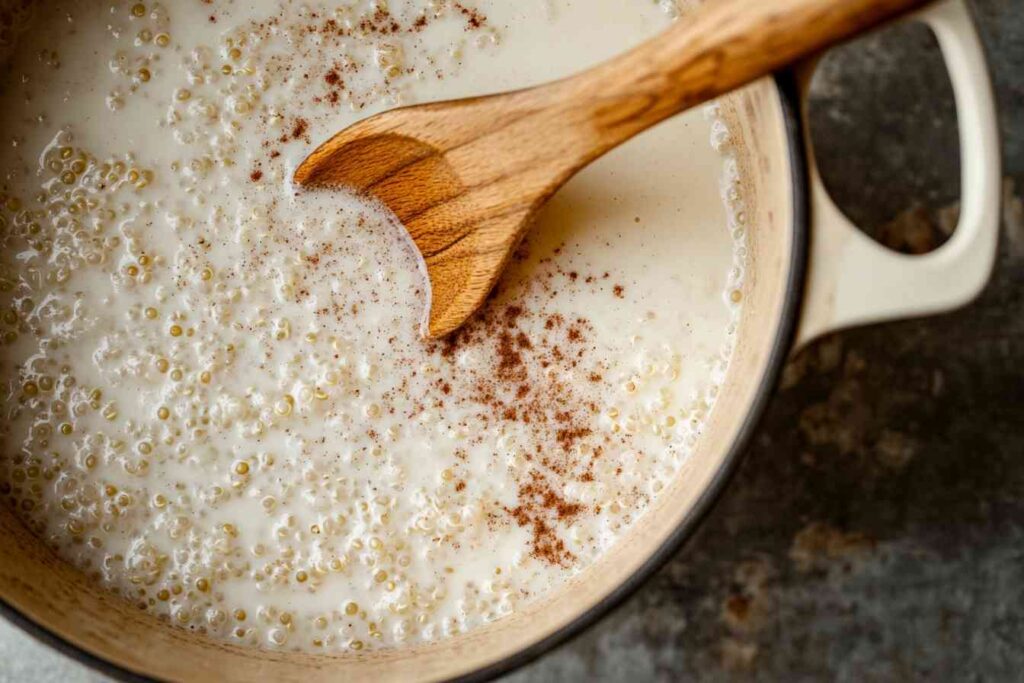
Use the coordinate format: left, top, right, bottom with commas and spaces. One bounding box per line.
295, 0, 926, 339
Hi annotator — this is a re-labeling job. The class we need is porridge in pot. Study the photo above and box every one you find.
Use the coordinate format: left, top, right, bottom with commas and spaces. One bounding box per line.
0, 0, 747, 652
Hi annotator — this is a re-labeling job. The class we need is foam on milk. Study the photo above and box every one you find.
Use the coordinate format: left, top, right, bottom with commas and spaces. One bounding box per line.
0, 0, 748, 652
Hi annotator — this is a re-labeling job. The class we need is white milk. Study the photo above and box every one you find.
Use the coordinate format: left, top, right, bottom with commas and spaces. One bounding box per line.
0, 0, 746, 652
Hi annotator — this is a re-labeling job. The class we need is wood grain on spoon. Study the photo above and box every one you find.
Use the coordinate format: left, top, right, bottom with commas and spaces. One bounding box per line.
294, 0, 928, 339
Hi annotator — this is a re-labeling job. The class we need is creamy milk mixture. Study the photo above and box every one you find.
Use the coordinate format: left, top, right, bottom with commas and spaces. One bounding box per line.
0, 0, 747, 652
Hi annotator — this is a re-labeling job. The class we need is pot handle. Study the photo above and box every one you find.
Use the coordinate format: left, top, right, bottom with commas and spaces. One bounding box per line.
794, 0, 1001, 350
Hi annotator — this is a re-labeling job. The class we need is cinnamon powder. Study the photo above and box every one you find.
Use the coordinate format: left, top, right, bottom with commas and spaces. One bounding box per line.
424, 257, 629, 565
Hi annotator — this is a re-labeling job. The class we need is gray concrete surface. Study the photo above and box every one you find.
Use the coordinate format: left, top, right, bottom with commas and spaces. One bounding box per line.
1, 0, 1022, 680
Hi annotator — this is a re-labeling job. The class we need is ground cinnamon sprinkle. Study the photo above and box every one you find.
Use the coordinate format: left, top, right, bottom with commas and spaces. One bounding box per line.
506, 471, 584, 566
435, 299, 601, 455
496, 332, 525, 380
421, 255, 632, 565
453, 2, 487, 29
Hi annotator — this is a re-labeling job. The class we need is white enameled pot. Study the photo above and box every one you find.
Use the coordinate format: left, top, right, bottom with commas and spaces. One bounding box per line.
0, 0, 1000, 680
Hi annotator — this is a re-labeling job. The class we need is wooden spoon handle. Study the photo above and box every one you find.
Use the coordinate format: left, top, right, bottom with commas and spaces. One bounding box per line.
561, 0, 930, 153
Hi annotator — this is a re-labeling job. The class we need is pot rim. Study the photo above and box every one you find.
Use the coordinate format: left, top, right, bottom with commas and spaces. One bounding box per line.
0, 72, 810, 683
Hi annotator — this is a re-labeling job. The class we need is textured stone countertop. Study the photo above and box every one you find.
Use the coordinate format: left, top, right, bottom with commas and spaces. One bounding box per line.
1, 0, 1021, 680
